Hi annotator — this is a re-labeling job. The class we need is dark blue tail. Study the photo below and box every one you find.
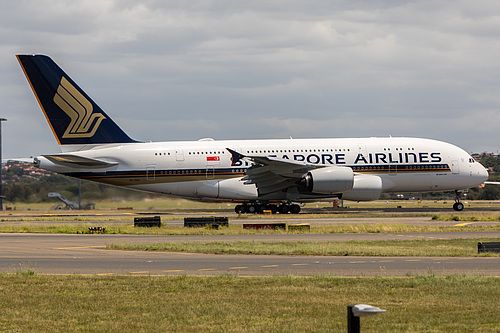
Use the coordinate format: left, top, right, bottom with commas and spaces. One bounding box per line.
17, 54, 137, 145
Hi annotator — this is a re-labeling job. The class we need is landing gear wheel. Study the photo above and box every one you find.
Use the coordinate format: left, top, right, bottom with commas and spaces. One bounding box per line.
247, 205, 256, 214
235, 205, 244, 214
453, 190, 465, 211
279, 205, 289, 214
453, 202, 464, 211
268, 205, 278, 214
290, 204, 301, 214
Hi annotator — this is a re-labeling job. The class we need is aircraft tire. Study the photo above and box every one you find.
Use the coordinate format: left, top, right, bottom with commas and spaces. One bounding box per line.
279, 205, 289, 214
247, 205, 257, 214
235, 205, 244, 214
453, 202, 464, 211
290, 204, 301, 214
269, 205, 278, 214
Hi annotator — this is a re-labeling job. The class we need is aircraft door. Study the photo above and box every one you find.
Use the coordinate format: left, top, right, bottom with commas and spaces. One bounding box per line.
146, 165, 156, 181
358, 144, 367, 159
451, 160, 459, 174
388, 164, 397, 176
175, 148, 184, 162
206, 165, 215, 179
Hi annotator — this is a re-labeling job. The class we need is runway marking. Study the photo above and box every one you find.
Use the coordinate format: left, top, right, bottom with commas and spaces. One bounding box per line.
53, 246, 105, 250
229, 267, 248, 270
454, 222, 473, 227
163, 270, 184, 273
96, 273, 115, 276
406, 259, 421, 262
291, 264, 309, 266
198, 268, 216, 271
261, 265, 279, 268
130, 271, 150, 274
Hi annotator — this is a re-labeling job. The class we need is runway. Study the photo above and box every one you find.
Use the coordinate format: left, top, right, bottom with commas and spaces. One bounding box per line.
1, 233, 499, 276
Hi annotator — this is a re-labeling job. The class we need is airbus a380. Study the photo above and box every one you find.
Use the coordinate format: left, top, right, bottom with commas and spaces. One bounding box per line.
16, 55, 489, 213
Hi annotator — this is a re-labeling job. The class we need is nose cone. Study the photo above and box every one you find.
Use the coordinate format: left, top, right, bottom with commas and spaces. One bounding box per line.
476, 163, 489, 184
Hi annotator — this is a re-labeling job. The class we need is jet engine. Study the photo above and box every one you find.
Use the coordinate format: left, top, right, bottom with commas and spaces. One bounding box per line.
300, 166, 354, 194
342, 174, 382, 201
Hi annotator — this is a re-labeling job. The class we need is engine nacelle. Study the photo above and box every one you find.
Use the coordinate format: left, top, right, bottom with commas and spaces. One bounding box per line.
196, 178, 258, 200
301, 166, 354, 194
342, 174, 382, 201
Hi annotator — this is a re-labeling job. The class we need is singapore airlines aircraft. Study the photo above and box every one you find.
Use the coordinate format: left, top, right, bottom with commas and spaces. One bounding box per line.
16, 54, 489, 213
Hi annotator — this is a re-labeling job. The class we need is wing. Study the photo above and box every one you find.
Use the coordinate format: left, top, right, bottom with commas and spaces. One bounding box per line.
226, 148, 324, 196
484, 181, 500, 185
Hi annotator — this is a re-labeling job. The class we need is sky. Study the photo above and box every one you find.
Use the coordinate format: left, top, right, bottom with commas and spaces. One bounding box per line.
1, 0, 500, 158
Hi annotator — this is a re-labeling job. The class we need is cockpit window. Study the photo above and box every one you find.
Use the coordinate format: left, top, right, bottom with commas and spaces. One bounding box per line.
469, 158, 475, 163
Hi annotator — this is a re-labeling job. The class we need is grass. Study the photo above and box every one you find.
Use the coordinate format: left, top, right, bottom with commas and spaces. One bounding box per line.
108, 238, 500, 257
1, 223, 499, 235
0, 274, 498, 332
5, 197, 500, 212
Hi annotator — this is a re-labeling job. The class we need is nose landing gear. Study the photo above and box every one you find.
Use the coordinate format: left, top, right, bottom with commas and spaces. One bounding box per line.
453, 190, 466, 211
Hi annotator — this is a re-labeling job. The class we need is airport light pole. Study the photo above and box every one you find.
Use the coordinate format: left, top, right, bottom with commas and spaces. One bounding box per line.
0, 118, 7, 211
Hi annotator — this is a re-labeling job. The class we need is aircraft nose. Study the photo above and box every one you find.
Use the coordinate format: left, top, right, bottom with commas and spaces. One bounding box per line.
477, 163, 489, 183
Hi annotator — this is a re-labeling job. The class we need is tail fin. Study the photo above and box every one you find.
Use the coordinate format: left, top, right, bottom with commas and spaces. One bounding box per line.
17, 54, 137, 145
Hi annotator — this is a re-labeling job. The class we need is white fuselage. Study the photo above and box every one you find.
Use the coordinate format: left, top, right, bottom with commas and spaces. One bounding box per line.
36, 137, 489, 203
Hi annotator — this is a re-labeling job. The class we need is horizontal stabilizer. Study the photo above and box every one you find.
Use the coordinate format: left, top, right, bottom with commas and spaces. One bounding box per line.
42, 154, 118, 168
3, 158, 36, 165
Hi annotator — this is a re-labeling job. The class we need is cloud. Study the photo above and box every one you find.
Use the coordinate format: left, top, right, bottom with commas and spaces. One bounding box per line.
1, 0, 500, 157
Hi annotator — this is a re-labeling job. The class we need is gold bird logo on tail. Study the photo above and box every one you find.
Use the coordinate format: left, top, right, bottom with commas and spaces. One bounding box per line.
53, 77, 106, 138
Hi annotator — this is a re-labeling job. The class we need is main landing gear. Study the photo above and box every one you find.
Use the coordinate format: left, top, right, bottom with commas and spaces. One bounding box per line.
453, 190, 465, 211
234, 203, 301, 214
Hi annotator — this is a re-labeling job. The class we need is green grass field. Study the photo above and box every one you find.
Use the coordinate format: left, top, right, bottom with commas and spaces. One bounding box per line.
1, 274, 498, 332
1, 223, 500, 236
108, 238, 500, 257
5, 197, 500, 211
2, 199, 499, 332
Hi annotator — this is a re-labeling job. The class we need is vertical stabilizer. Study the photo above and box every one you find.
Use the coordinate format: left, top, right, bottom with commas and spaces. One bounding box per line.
17, 54, 137, 145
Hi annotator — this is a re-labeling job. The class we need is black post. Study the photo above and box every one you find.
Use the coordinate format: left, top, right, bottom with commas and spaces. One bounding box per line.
347, 305, 360, 333
0, 118, 6, 211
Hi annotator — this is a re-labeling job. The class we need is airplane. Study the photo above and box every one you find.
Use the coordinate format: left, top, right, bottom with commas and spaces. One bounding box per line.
16, 54, 490, 213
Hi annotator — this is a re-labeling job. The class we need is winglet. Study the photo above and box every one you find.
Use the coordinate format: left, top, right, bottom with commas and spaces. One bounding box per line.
226, 148, 245, 166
